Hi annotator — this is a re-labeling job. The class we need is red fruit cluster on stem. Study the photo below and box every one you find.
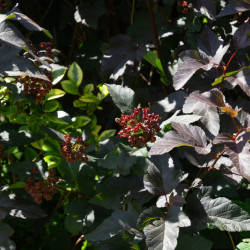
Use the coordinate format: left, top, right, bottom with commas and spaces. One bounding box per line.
116, 108, 161, 147
60, 134, 89, 163
24, 169, 58, 204
177, 0, 189, 13
39, 42, 53, 58
18, 69, 53, 103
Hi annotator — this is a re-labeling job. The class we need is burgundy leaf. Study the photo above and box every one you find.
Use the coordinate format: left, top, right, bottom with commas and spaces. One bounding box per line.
149, 123, 211, 156
198, 28, 229, 63
227, 68, 250, 97
217, 0, 250, 17
213, 133, 234, 144
225, 132, 250, 181
193, 0, 216, 18
233, 22, 250, 49
183, 92, 220, 136
173, 50, 213, 90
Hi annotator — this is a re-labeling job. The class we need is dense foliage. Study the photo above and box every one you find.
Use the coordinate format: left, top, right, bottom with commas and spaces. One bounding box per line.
0, 0, 250, 249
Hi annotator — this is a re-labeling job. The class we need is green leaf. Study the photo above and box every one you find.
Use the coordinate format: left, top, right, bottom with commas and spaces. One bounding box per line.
211, 67, 248, 86
44, 100, 60, 112
43, 29, 53, 39
79, 93, 99, 103
45, 89, 66, 100
90, 193, 121, 210
7, 182, 25, 189
72, 116, 91, 128
237, 239, 250, 250
98, 129, 116, 142
144, 50, 157, 67
68, 62, 83, 87
64, 199, 94, 236
106, 84, 135, 114
176, 234, 213, 250
52, 64, 67, 85
61, 80, 79, 95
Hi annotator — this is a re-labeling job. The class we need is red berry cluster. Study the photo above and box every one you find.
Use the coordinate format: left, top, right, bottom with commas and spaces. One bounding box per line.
177, 0, 189, 14
24, 169, 58, 204
0, 0, 8, 11
19, 69, 53, 103
61, 134, 89, 163
39, 42, 53, 58
116, 108, 161, 147
28, 40, 53, 59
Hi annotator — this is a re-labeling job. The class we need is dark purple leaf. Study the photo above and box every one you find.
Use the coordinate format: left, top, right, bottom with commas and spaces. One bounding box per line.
225, 132, 250, 181
233, 22, 250, 49
74, 0, 106, 29
213, 133, 234, 144
143, 154, 183, 196
143, 206, 190, 250
149, 123, 211, 156
0, 21, 26, 50
173, 50, 213, 90
227, 68, 250, 97
186, 89, 239, 117
183, 91, 220, 136
221, 166, 243, 186
217, 0, 250, 17
101, 35, 147, 80
198, 28, 229, 62
192, 0, 216, 18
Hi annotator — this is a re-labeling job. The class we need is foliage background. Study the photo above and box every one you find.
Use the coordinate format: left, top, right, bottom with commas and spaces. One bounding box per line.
0, 0, 250, 249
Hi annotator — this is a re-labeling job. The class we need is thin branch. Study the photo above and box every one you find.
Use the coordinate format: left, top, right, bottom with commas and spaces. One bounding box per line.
131, 0, 136, 25
228, 232, 236, 250
146, 0, 162, 60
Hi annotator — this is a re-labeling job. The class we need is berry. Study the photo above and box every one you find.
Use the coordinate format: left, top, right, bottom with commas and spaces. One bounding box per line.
116, 108, 161, 147
24, 175, 58, 204
18, 68, 53, 103
60, 134, 89, 163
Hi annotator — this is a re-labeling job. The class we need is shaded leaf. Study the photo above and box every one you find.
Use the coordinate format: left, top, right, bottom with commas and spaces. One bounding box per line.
106, 84, 135, 114
176, 234, 213, 250
198, 28, 229, 62
193, 0, 216, 19
234, 22, 250, 49
173, 50, 213, 90
74, 0, 106, 29
101, 35, 147, 80
150, 91, 188, 119
85, 209, 138, 241
144, 153, 184, 196
64, 199, 94, 236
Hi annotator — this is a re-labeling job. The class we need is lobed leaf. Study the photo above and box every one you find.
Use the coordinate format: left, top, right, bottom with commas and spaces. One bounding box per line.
143, 206, 190, 250
144, 153, 183, 196
106, 84, 135, 114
